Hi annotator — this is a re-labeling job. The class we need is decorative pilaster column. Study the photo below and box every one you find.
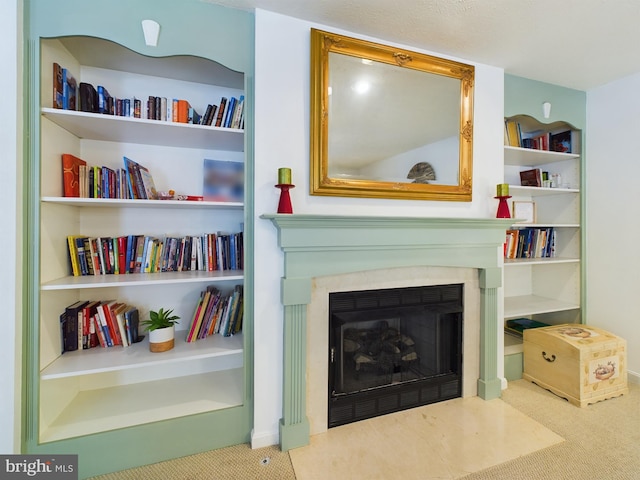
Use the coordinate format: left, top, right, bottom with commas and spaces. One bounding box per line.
279, 278, 311, 451
477, 267, 502, 400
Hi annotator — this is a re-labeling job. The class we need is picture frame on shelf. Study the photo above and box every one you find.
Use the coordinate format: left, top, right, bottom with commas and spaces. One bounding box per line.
512, 201, 536, 223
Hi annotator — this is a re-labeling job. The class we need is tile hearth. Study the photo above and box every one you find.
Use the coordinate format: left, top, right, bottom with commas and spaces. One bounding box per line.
289, 396, 564, 480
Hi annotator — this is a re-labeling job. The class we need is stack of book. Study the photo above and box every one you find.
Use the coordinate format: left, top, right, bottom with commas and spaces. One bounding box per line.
185, 285, 243, 341
60, 300, 142, 352
66, 231, 243, 277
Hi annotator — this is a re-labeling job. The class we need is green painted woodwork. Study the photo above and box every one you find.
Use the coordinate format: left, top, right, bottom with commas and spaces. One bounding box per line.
504, 74, 586, 129
22, 1, 255, 477
262, 214, 512, 450
504, 353, 524, 381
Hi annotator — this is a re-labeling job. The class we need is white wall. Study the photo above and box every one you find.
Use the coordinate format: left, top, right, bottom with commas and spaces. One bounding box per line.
252, 9, 505, 447
586, 73, 640, 383
0, 0, 21, 454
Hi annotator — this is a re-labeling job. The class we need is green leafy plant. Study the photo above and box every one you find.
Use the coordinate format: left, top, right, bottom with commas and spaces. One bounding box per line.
141, 308, 180, 332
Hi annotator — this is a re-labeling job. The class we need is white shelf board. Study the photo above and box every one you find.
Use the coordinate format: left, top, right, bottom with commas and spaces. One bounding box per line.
508, 185, 579, 197
504, 257, 580, 266
504, 146, 579, 167
42, 108, 244, 151
504, 295, 580, 318
510, 223, 579, 228
42, 197, 243, 209
41, 333, 243, 380
40, 368, 244, 443
41, 270, 243, 290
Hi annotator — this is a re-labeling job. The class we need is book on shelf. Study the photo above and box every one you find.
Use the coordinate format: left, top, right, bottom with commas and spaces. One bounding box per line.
62, 154, 87, 197
519, 168, 542, 187
79, 82, 98, 113
505, 318, 550, 337
504, 227, 556, 260
53, 62, 64, 109
215, 97, 227, 127
62, 68, 77, 111
504, 119, 521, 147
203, 159, 244, 202
550, 130, 573, 153
60, 300, 144, 352
185, 284, 243, 342
66, 231, 243, 276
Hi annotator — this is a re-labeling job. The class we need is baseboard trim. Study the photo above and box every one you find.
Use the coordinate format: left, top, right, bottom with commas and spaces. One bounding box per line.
250, 429, 279, 449
628, 370, 640, 384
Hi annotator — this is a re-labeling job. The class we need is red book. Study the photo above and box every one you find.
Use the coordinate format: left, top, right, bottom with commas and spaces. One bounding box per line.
62, 154, 87, 197
215, 97, 227, 127
117, 236, 127, 275
98, 301, 121, 346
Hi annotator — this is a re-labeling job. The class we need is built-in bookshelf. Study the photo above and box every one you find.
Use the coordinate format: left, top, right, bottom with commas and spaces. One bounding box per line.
39, 35, 247, 442
503, 114, 582, 370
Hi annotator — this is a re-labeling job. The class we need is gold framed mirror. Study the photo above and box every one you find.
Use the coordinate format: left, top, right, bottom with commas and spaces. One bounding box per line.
310, 29, 474, 201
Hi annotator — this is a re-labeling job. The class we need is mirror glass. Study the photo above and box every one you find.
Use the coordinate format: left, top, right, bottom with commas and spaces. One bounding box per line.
310, 29, 474, 201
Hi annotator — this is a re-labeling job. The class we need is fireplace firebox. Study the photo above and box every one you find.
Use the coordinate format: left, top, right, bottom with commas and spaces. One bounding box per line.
328, 284, 463, 427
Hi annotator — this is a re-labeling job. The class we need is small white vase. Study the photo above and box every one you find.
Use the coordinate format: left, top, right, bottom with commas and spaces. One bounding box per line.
148, 325, 175, 352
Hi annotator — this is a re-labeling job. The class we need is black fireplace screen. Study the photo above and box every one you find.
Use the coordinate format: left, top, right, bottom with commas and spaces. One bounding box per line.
328, 284, 463, 427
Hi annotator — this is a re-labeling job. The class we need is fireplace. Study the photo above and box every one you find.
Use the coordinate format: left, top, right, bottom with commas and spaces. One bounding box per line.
328, 284, 463, 427
262, 214, 512, 451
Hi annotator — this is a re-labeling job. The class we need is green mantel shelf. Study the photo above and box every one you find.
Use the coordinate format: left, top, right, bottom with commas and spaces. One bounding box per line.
261, 214, 512, 451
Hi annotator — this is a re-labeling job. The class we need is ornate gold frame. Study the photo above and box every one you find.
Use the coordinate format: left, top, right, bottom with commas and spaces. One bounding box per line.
310, 29, 474, 201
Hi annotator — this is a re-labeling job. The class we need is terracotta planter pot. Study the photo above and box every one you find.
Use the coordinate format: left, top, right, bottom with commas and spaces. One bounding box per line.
148, 325, 175, 352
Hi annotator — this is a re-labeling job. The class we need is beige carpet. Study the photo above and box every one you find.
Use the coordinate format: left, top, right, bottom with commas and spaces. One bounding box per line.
91, 380, 639, 480
463, 380, 640, 480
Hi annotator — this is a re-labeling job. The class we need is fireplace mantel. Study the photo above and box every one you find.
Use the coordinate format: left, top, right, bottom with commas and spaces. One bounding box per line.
262, 214, 512, 450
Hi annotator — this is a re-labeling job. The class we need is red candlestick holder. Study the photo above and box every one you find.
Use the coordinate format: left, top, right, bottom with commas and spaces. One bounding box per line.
276, 183, 295, 214
495, 195, 512, 218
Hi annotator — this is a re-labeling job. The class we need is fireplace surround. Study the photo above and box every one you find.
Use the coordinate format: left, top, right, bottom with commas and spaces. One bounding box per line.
262, 214, 512, 451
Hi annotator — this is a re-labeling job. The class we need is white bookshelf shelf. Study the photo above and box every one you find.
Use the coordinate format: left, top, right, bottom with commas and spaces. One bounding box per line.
505, 294, 580, 318
504, 257, 580, 266
504, 146, 579, 167
508, 185, 579, 197
41, 333, 243, 380
40, 368, 244, 443
41, 107, 244, 151
510, 223, 579, 229
42, 197, 243, 209
41, 270, 244, 290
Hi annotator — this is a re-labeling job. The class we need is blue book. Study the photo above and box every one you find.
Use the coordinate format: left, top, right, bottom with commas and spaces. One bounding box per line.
97, 85, 111, 114
223, 97, 237, 128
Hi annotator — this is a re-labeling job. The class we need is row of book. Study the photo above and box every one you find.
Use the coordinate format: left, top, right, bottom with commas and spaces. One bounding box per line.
67, 232, 244, 277
63, 154, 157, 200
61, 299, 142, 352
53, 62, 244, 129
504, 119, 573, 153
505, 227, 557, 260
186, 285, 243, 341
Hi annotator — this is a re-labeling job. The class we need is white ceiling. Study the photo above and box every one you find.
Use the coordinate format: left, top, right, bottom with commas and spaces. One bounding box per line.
204, 0, 640, 91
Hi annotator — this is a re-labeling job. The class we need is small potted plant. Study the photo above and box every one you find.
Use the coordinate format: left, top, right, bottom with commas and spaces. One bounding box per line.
142, 307, 180, 352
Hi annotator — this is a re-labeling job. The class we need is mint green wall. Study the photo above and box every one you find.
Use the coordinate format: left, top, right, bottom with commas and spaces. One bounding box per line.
504, 74, 586, 130
23, 1, 254, 477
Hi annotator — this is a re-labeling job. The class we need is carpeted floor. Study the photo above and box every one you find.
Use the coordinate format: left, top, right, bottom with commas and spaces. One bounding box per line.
91, 380, 639, 480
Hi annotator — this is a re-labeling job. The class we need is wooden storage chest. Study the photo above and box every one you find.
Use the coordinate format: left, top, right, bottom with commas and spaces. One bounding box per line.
523, 324, 628, 407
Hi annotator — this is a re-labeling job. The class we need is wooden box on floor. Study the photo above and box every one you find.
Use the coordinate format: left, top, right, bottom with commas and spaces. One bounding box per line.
523, 324, 628, 407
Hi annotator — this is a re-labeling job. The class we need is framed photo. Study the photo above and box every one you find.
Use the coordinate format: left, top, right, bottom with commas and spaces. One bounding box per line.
512, 201, 536, 223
